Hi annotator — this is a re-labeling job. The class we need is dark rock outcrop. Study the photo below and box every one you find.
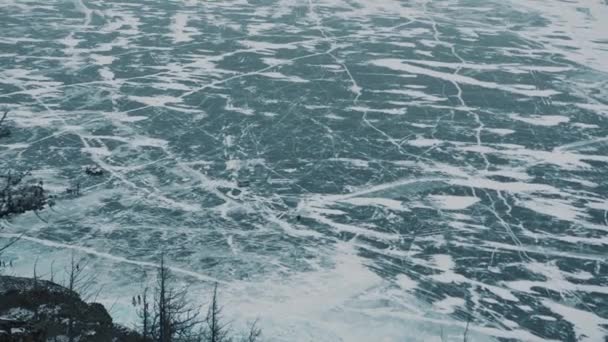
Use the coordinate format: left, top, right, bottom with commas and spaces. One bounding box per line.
0, 276, 142, 342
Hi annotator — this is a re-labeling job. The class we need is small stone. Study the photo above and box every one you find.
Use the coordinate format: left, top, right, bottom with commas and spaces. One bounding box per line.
237, 180, 250, 188
84, 165, 103, 176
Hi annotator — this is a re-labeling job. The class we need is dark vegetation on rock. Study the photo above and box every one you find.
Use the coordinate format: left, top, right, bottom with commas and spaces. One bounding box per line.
0, 275, 140, 342
84, 165, 103, 177
0, 110, 50, 221
0, 262, 261, 342
0, 241, 261, 342
0, 171, 50, 220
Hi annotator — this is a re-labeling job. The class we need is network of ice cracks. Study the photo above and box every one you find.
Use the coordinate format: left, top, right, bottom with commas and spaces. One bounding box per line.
1, 0, 607, 341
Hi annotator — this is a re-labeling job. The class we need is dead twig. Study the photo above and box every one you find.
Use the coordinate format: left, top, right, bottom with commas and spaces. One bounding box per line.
0, 110, 8, 127
463, 315, 471, 342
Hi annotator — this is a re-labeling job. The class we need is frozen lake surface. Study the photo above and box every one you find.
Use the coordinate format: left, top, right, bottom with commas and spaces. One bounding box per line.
1, 0, 608, 340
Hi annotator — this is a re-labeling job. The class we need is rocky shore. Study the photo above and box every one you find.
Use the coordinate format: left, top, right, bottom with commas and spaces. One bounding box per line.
0, 276, 141, 342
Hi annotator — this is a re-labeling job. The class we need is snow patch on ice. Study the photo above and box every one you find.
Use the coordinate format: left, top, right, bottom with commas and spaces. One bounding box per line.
509, 114, 570, 126
543, 300, 608, 342
429, 195, 480, 210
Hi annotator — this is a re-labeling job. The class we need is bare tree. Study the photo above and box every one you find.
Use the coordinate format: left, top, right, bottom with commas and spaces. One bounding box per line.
137, 287, 152, 341
64, 251, 95, 297
135, 255, 261, 342
50, 260, 55, 283
157, 256, 170, 342
66, 252, 80, 342
140, 254, 205, 342
0, 232, 23, 277
64, 252, 96, 342
204, 283, 231, 342
463, 315, 471, 342
33, 256, 39, 285
242, 320, 261, 342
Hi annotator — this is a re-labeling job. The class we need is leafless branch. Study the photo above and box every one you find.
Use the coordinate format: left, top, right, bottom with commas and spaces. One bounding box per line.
0, 233, 24, 254
0, 110, 10, 138
243, 319, 262, 342
0, 110, 8, 127
463, 315, 471, 342
204, 282, 231, 342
